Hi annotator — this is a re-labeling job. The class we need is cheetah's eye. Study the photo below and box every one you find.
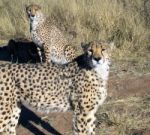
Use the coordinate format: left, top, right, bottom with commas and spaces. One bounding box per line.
88, 49, 93, 53
28, 9, 31, 13
35, 8, 39, 11
87, 49, 93, 55
102, 48, 106, 51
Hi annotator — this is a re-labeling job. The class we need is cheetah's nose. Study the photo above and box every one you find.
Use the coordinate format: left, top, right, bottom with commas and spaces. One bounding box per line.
31, 15, 35, 17
94, 57, 101, 61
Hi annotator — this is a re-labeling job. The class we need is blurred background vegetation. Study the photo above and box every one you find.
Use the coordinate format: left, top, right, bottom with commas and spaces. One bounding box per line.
0, 0, 149, 72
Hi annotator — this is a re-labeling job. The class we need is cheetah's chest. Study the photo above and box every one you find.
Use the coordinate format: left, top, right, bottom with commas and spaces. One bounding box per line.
31, 19, 45, 47
31, 30, 44, 47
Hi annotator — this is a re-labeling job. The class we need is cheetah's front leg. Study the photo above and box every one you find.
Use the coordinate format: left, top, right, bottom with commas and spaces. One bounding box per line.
72, 100, 98, 135
4, 106, 21, 135
73, 111, 97, 135
37, 47, 43, 63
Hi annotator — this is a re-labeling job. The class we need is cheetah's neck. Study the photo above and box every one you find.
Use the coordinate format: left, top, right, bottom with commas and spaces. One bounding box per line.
94, 61, 110, 81
30, 13, 45, 31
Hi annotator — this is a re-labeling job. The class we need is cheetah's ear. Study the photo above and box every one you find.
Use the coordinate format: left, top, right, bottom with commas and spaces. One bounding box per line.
37, 5, 41, 10
81, 42, 89, 52
33, 4, 41, 10
24, 4, 28, 12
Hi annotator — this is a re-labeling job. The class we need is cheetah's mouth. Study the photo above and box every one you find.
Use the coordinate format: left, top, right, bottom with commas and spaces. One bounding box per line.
92, 59, 101, 67
85, 56, 101, 69
91, 57, 108, 68
28, 14, 35, 21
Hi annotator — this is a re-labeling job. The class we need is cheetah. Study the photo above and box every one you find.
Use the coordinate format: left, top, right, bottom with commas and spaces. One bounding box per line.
0, 40, 113, 135
26, 4, 76, 64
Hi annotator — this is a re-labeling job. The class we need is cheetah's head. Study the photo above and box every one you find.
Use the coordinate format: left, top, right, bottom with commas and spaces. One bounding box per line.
26, 4, 43, 21
81, 40, 114, 68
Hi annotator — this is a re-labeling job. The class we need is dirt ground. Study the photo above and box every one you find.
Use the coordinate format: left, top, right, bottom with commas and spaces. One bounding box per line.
16, 72, 150, 135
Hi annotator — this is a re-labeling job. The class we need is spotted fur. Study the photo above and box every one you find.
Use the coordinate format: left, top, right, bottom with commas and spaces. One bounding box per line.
26, 4, 76, 64
0, 41, 113, 135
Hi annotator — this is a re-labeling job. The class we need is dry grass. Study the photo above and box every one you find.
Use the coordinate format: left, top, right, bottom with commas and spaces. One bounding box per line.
96, 96, 150, 135
0, 0, 150, 72
63, 96, 150, 135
